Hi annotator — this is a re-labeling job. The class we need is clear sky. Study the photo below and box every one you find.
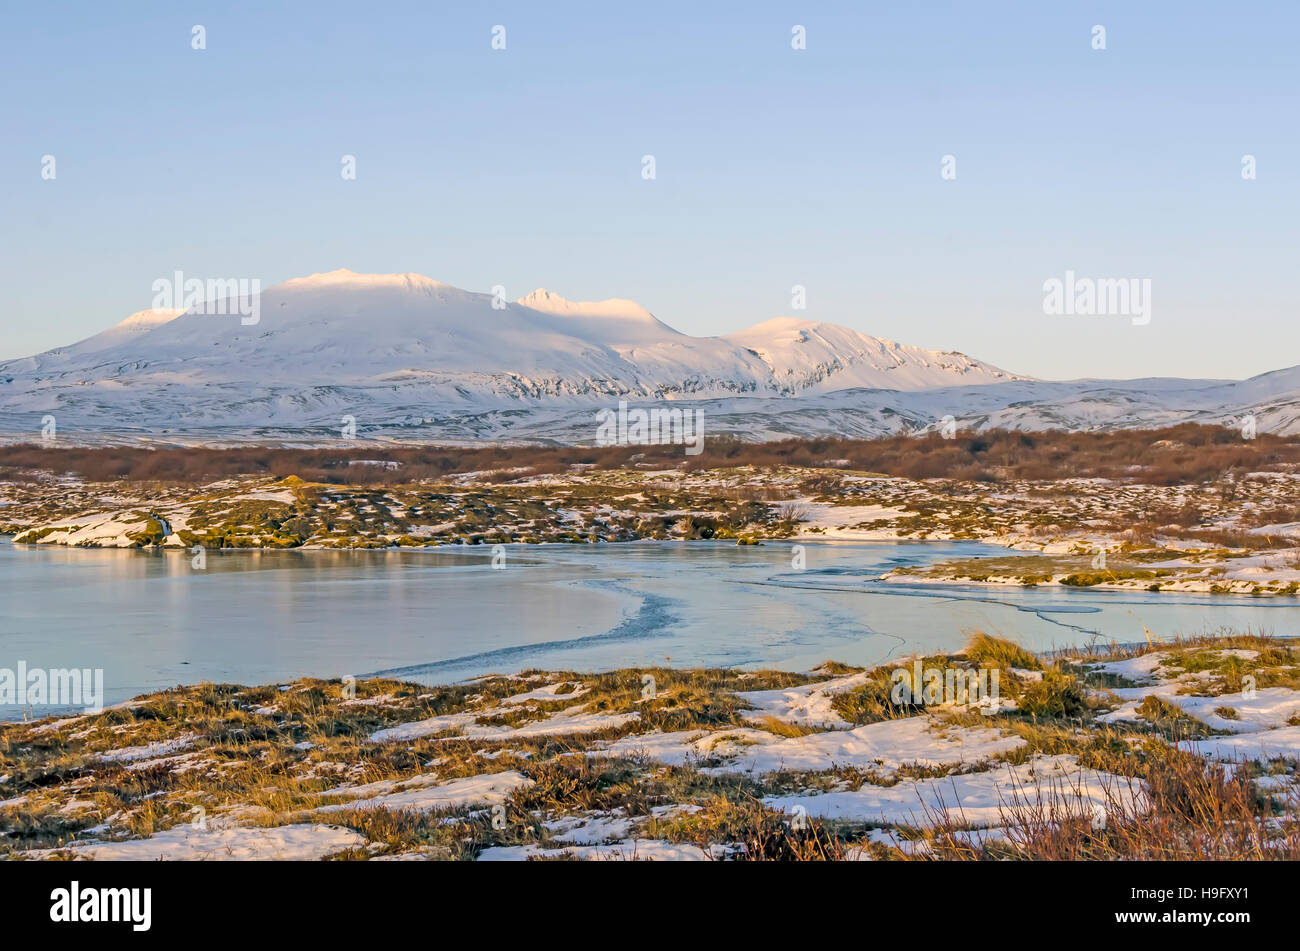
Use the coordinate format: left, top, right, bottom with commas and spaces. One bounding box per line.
2, 1, 1296, 380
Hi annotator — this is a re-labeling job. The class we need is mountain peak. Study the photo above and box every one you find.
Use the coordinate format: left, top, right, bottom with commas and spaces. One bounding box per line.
725, 316, 1026, 387
518, 287, 563, 305
282, 269, 449, 292
736, 316, 847, 336
57, 307, 185, 357
516, 288, 654, 321
116, 307, 186, 329
728, 316, 894, 349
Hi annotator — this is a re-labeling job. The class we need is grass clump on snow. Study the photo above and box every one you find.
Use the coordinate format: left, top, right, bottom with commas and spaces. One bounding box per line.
964, 633, 1042, 672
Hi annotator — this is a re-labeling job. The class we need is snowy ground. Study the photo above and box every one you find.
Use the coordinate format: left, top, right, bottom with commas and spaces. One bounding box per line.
6, 469, 1298, 601
3, 635, 1298, 862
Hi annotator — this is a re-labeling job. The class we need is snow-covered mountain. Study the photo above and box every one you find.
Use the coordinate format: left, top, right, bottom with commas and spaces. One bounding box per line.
0, 271, 1023, 398
724, 317, 1011, 393
60, 308, 187, 357
0, 269, 1295, 443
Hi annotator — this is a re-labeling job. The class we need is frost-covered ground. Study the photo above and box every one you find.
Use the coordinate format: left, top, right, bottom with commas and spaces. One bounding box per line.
3, 634, 1298, 861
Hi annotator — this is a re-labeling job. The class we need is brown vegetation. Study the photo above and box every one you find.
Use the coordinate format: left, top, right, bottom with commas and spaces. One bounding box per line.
919, 746, 1300, 861
2, 424, 1295, 486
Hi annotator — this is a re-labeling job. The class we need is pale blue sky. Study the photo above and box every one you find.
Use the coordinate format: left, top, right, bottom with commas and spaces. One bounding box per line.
2, 1, 1296, 379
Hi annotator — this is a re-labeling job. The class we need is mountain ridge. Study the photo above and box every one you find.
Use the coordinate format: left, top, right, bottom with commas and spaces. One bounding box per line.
0, 270, 1295, 442
0, 270, 1026, 396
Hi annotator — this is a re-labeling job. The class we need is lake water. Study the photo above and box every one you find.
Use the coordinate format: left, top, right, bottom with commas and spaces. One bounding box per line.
2, 537, 1297, 717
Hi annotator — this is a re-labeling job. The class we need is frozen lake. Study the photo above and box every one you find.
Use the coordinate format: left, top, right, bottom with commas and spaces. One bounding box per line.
2, 538, 1297, 717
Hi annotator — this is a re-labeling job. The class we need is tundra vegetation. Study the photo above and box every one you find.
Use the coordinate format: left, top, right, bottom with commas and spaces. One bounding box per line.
3, 426, 1297, 593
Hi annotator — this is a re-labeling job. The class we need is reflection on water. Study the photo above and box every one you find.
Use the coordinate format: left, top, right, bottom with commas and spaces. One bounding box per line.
1, 538, 1296, 717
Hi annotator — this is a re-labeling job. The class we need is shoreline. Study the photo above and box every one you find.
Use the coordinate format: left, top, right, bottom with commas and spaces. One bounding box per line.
7, 529, 1298, 599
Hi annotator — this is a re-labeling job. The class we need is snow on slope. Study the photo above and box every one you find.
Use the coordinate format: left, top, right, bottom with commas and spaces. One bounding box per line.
64, 308, 187, 355
725, 317, 1021, 392
2, 309, 185, 372
0, 270, 1021, 433
0, 270, 1295, 442
513, 286, 786, 392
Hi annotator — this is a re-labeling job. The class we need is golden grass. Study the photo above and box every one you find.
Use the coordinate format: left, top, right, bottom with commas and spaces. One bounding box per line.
3, 631, 1298, 861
